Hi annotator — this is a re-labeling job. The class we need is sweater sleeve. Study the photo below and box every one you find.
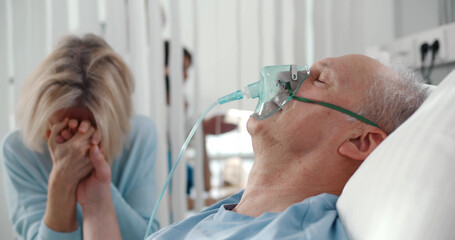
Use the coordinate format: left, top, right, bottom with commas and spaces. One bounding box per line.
1, 132, 82, 240
110, 116, 158, 240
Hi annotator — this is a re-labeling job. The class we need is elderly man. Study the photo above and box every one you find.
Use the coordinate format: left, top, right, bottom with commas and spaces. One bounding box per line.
80, 54, 429, 240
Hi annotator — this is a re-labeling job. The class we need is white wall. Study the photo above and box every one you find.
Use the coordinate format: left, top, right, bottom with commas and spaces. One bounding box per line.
48, 0, 69, 50
313, 0, 396, 61
363, 0, 395, 47
0, 1, 9, 139
0, 0, 15, 238
395, 0, 440, 37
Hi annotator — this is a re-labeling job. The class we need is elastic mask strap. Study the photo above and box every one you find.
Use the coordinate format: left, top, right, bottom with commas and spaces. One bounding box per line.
292, 96, 383, 130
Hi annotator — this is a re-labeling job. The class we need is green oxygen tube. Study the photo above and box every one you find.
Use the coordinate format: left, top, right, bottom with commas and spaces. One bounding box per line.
144, 82, 261, 239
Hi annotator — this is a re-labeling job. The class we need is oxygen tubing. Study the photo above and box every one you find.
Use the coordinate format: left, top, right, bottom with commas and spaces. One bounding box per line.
144, 101, 219, 239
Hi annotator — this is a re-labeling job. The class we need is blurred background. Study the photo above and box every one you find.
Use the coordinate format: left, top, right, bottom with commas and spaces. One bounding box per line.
1, 0, 454, 238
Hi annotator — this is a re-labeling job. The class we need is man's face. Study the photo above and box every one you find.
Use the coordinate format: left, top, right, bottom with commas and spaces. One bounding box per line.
247, 55, 380, 155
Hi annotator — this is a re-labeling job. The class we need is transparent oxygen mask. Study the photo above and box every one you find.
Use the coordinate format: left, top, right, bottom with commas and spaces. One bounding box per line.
216, 64, 311, 119
249, 65, 310, 119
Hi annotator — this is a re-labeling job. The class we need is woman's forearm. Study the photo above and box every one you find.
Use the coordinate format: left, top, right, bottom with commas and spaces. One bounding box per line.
43, 171, 78, 232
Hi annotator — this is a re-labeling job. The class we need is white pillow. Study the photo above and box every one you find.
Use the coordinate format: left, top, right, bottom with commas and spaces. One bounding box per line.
337, 70, 455, 240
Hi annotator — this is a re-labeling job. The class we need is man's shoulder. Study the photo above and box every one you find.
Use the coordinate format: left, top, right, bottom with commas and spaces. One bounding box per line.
305, 193, 339, 209
287, 193, 339, 218
289, 193, 346, 239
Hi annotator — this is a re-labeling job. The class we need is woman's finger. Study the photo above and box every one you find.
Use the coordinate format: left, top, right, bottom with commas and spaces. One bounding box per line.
91, 130, 102, 145
89, 145, 110, 182
78, 120, 91, 133
73, 126, 96, 142
56, 135, 65, 143
48, 118, 69, 147
61, 129, 73, 140
69, 119, 79, 130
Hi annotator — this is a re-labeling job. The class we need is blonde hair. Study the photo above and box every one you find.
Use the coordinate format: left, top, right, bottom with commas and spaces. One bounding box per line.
16, 34, 134, 162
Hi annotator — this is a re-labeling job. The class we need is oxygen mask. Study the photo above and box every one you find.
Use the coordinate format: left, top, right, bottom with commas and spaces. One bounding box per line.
216, 64, 311, 119
248, 65, 310, 119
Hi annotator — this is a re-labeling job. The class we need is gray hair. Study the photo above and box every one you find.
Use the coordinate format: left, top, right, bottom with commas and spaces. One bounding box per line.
355, 54, 430, 134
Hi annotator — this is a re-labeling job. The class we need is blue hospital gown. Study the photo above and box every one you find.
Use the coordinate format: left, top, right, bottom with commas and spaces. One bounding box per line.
148, 190, 348, 240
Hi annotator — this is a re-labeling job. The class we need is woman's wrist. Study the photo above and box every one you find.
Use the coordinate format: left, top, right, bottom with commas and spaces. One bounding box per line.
49, 168, 78, 193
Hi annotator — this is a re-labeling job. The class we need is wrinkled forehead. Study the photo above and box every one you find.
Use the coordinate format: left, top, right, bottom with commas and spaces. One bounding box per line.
312, 55, 381, 89
313, 55, 375, 73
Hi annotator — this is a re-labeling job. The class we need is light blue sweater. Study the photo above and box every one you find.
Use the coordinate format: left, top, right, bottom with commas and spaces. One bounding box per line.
2, 115, 158, 240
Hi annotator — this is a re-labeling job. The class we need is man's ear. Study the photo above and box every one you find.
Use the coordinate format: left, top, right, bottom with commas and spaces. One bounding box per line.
338, 126, 387, 161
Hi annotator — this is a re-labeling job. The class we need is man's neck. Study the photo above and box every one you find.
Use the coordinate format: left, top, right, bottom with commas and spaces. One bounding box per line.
232, 153, 343, 217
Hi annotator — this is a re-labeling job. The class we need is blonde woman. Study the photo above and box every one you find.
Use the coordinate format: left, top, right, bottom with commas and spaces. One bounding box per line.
2, 34, 158, 240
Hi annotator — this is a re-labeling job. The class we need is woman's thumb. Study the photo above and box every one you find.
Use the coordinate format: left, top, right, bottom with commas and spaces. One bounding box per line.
90, 145, 110, 181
